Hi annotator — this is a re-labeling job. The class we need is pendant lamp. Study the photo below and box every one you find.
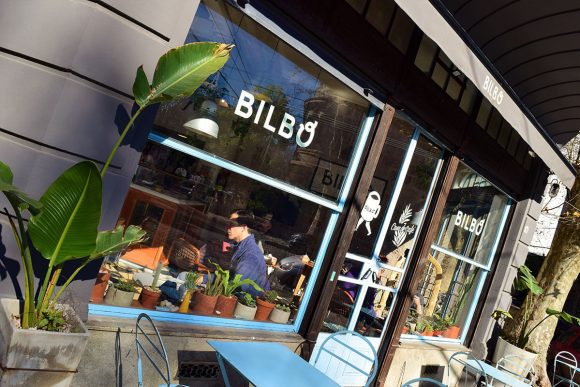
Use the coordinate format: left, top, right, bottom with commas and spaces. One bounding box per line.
183, 99, 220, 138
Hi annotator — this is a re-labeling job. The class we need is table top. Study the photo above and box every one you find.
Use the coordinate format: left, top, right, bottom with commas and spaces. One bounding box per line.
208, 341, 340, 387
465, 359, 529, 387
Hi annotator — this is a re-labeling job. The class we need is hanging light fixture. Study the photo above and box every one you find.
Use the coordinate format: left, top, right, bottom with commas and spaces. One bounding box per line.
183, 98, 220, 138
549, 178, 560, 198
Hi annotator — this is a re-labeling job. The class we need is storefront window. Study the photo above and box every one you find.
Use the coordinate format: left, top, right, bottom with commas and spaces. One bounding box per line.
89, 0, 373, 328
404, 162, 510, 340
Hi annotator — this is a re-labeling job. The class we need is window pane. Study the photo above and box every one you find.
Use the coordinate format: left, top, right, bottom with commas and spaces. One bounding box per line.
459, 81, 477, 114
155, 0, 372, 202
433, 163, 509, 265
345, 0, 367, 14
404, 251, 484, 339
414, 35, 437, 74
446, 77, 462, 101
366, 0, 395, 35
348, 113, 415, 257
476, 99, 492, 128
94, 142, 332, 324
379, 135, 442, 261
388, 8, 415, 54
431, 62, 448, 89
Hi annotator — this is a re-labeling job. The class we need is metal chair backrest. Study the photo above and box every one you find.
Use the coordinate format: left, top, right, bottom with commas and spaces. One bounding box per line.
115, 328, 123, 387
496, 354, 534, 384
312, 330, 378, 387
402, 377, 447, 386
447, 351, 488, 387
553, 350, 578, 387
135, 313, 172, 387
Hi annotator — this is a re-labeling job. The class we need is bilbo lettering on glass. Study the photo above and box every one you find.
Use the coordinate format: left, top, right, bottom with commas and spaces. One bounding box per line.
234, 89, 317, 147
454, 210, 486, 236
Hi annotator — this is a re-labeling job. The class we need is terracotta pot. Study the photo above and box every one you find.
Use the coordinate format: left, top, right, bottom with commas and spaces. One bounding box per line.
90, 269, 111, 303
234, 302, 257, 320
214, 295, 237, 317
433, 330, 444, 337
192, 292, 218, 315
442, 325, 461, 339
402, 326, 409, 334
139, 287, 161, 309
422, 329, 433, 337
254, 298, 275, 321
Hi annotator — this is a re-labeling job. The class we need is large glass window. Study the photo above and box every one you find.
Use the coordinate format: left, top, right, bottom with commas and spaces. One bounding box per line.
89, 0, 373, 328
404, 162, 510, 341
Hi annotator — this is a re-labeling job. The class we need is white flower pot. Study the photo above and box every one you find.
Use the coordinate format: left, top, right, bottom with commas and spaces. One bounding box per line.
104, 287, 135, 306
234, 302, 257, 320
269, 307, 291, 324
0, 298, 90, 387
492, 336, 537, 379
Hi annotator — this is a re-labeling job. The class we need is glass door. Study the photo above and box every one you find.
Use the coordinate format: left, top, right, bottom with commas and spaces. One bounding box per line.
313, 113, 444, 386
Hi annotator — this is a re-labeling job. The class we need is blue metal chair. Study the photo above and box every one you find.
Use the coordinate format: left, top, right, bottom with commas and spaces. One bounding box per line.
553, 351, 579, 387
447, 351, 489, 386
402, 377, 447, 386
135, 313, 187, 387
312, 330, 378, 387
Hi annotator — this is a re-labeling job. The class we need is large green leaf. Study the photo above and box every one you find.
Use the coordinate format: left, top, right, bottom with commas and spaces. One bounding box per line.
0, 160, 43, 214
134, 42, 233, 108
547, 309, 580, 325
89, 225, 147, 259
29, 161, 102, 265
514, 265, 543, 295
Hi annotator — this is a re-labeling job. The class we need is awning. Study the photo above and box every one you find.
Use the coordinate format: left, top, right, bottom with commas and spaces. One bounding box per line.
395, 0, 576, 188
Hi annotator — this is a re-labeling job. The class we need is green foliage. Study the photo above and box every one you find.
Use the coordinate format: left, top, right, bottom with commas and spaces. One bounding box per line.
262, 290, 278, 304
114, 281, 136, 293
184, 272, 201, 291
37, 309, 65, 332
492, 265, 580, 350
132, 42, 234, 108
215, 265, 262, 297
450, 268, 478, 324
238, 292, 256, 307
431, 313, 454, 331
0, 42, 232, 330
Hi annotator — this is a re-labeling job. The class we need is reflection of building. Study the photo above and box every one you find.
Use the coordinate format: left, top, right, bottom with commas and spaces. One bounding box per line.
1, 0, 577, 386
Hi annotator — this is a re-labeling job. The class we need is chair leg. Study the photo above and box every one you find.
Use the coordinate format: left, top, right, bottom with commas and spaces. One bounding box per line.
216, 353, 232, 387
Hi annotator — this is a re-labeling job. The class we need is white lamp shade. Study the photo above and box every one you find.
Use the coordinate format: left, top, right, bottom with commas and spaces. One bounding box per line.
183, 117, 219, 138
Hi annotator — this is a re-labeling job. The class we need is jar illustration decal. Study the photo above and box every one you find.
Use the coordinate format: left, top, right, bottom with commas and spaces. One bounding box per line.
355, 191, 381, 236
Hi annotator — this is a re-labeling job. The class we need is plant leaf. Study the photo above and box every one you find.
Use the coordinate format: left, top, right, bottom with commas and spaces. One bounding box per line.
546, 309, 580, 325
514, 265, 543, 295
89, 225, 147, 259
146, 42, 233, 105
29, 161, 102, 266
132, 65, 150, 108
0, 161, 43, 214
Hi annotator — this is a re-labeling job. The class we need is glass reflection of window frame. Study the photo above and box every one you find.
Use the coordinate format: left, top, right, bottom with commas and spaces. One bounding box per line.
402, 164, 512, 343
334, 125, 445, 340
90, 0, 384, 332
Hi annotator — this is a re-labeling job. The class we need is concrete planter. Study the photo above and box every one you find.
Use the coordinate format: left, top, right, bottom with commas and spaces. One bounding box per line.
492, 336, 537, 379
269, 307, 291, 324
104, 287, 135, 307
0, 298, 90, 386
234, 301, 257, 320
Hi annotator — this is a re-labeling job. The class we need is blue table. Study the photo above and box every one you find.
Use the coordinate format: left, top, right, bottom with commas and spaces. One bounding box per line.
465, 359, 529, 387
208, 340, 340, 387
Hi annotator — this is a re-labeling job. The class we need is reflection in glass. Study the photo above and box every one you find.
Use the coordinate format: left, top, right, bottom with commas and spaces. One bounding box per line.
153, 0, 371, 201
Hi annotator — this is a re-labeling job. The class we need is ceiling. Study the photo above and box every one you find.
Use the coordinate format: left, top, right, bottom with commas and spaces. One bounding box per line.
435, 0, 580, 146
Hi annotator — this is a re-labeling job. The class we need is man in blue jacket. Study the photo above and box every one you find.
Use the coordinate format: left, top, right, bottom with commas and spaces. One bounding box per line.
227, 210, 270, 297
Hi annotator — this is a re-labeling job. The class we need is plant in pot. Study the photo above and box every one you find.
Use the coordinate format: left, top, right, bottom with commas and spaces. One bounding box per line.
431, 313, 454, 337
0, 42, 232, 386
269, 303, 291, 324
255, 290, 278, 321
214, 265, 262, 318
416, 317, 434, 336
139, 262, 164, 309
234, 291, 258, 320
104, 280, 137, 307
179, 271, 201, 313
192, 269, 224, 315
491, 265, 580, 376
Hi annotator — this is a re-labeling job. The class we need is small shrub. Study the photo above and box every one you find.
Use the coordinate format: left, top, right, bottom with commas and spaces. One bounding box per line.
262, 290, 278, 304
114, 281, 136, 293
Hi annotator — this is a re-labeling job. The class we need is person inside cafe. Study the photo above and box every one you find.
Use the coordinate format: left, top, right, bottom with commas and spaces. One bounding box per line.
227, 210, 270, 297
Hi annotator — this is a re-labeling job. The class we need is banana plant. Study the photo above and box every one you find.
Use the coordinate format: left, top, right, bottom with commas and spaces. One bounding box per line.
0, 42, 233, 328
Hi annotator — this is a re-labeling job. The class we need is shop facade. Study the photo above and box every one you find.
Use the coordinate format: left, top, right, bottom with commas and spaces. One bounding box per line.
0, 0, 575, 385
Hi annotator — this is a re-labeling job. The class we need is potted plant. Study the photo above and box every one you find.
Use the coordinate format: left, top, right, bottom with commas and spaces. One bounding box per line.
269, 303, 291, 324
214, 265, 262, 318
104, 280, 137, 307
0, 42, 232, 386
234, 291, 258, 320
431, 313, 453, 337
179, 271, 201, 313
255, 290, 278, 321
192, 269, 223, 315
90, 266, 112, 303
491, 265, 580, 375
139, 262, 163, 309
